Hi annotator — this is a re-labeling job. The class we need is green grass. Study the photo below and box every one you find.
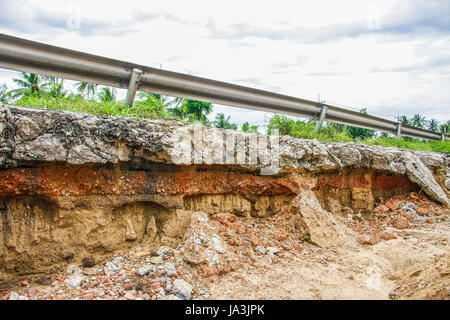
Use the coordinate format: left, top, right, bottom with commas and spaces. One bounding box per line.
267, 115, 450, 153
14, 95, 171, 120
362, 137, 450, 153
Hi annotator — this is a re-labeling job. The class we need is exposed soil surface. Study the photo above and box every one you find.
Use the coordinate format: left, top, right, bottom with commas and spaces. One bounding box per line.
1, 192, 448, 300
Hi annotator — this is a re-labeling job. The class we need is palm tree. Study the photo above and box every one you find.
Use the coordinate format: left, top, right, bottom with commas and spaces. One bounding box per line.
98, 87, 116, 102
0, 84, 9, 104
8, 72, 50, 98
47, 78, 67, 98
441, 120, 450, 135
213, 113, 237, 129
267, 115, 294, 136
411, 113, 426, 128
428, 119, 439, 132
76, 81, 98, 100
168, 105, 188, 120
182, 99, 212, 122
242, 122, 258, 133
134, 92, 169, 118
399, 115, 411, 126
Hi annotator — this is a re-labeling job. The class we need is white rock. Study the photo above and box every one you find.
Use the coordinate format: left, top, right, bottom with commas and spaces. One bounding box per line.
267, 247, 280, 258
111, 256, 124, 267
173, 279, 193, 299
401, 202, 416, 214
163, 262, 177, 277
66, 265, 81, 275
9, 292, 28, 300
104, 262, 118, 275
135, 265, 153, 276
256, 245, 266, 255
66, 275, 85, 289
124, 290, 137, 300
82, 267, 102, 276
157, 246, 174, 257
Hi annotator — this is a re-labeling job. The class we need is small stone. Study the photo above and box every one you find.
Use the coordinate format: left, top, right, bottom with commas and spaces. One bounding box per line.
416, 206, 430, 216
124, 290, 137, 300
66, 265, 82, 275
374, 205, 390, 214
35, 277, 53, 286
123, 283, 133, 291
401, 202, 416, 215
82, 257, 96, 268
112, 256, 124, 267
83, 293, 94, 300
150, 256, 164, 264
135, 265, 153, 276
173, 279, 193, 299
255, 245, 266, 255
157, 246, 174, 258
66, 275, 85, 289
104, 262, 119, 275
266, 247, 280, 258
20, 280, 29, 286
142, 293, 151, 300
82, 267, 101, 276
357, 233, 381, 245
380, 232, 397, 241
162, 262, 177, 277
27, 287, 38, 297
9, 292, 28, 300
150, 281, 161, 290
392, 216, 409, 230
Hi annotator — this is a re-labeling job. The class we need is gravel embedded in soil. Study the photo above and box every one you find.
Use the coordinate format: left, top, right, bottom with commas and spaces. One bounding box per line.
1, 192, 448, 301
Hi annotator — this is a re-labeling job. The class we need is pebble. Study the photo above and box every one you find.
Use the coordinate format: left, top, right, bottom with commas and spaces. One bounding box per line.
124, 290, 137, 300
82, 257, 96, 268
162, 262, 177, 276
104, 262, 119, 275
66, 275, 85, 289
66, 265, 82, 275
267, 247, 280, 258
27, 287, 38, 297
83, 293, 94, 300
142, 293, 151, 300
256, 245, 266, 255
20, 280, 29, 286
9, 292, 28, 300
173, 279, 193, 299
112, 256, 125, 268
135, 265, 153, 276
157, 246, 173, 258
150, 256, 164, 264
35, 278, 52, 286
82, 268, 102, 276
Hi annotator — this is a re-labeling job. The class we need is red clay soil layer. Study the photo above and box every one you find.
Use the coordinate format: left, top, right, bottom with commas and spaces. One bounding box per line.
0, 164, 300, 198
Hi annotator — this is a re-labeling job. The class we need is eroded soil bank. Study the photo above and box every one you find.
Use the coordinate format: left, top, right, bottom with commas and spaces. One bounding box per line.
0, 105, 448, 299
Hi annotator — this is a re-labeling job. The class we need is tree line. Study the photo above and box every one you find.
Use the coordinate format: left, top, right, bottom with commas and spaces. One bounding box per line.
1, 72, 449, 139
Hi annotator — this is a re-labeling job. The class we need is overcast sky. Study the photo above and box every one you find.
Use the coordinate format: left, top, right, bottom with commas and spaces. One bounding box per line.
0, 0, 449, 128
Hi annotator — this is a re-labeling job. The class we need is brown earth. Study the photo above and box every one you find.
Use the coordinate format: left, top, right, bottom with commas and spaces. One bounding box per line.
0, 162, 430, 276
